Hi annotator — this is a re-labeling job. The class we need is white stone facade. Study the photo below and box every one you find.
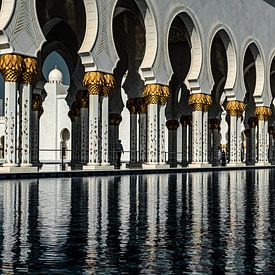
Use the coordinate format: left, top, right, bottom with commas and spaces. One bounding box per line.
0, 0, 274, 170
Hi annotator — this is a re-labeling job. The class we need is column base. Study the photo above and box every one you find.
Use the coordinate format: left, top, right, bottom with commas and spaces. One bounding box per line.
0, 166, 38, 173
255, 162, 271, 166
188, 162, 212, 168
227, 162, 246, 167
20, 163, 33, 167
83, 164, 114, 170
142, 163, 170, 169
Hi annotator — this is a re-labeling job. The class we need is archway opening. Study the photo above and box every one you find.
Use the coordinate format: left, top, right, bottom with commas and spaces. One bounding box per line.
112, 0, 146, 163
167, 13, 200, 166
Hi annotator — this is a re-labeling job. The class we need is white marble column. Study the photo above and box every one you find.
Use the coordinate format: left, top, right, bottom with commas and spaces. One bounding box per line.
192, 110, 203, 164
147, 103, 158, 164
4, 82, 18, 166
226, 101, 245, 166
202, 110, 209, 163
101, 95, 109, 165
83, 72, 115, 169
19, 58, 38, 167
0, 55, 24, 167
159, 104, 166, 164
88, 94, 100, 165
142, 84, 169, 168
257, 119, 265, 163
188, 120, 192, 164
228, 115, 237, 163
236, 115, 243, 163
188, 93, 212, 167
264, 120, 269, 163
20, 84, 32, 166
255, 106, 272, 165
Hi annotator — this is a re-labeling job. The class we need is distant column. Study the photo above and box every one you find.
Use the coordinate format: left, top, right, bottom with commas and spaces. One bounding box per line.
166, 120, 179, 167
31, 94, 43, 166
248, 117, 257, 165
77, 91, 89, 165
268, 126, 274, 163
126, 98, 139, 165
209, 119, 221, 166
138, 98, 147, 164
180, 116, 189, 167
244, 128, 250, 165
109, 114, 122, 165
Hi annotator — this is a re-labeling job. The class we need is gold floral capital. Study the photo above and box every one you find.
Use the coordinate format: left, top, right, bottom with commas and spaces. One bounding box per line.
32, 94, 42, 112
0, 54, 24, 83
77, 90, 89, 109
188, 93, 212, 112
209, 119, 220, 130
226, 101, 245, 117
180, 116, 192, 127
255, 106, 272, 121
21, 58, 38, 85
102, 74, 115, 97
83, 71, 105, 95
109, 113, 122, 126
143, 84, 170, 105
126, 98, 139, 114
138, 98, 147, 114
166, 120, 180, 130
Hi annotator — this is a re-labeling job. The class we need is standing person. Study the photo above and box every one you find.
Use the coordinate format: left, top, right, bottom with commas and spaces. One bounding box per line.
115, 140, 124, 168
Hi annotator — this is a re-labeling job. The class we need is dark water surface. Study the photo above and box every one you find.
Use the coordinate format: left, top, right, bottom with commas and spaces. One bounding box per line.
0, 169, 275, 274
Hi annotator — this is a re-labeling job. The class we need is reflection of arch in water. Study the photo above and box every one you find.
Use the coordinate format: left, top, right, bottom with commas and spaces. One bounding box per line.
60, 128, 70, 159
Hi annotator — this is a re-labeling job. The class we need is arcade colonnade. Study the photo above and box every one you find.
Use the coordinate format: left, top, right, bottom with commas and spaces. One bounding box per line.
0, 0, 275, 171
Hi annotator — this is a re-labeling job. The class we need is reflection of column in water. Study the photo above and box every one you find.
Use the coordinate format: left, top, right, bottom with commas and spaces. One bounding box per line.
225, 171, 246, 272
38, 179, 71, 262
201, 173, 208, 229
146, 175, 158, 270
255, 170, 270, 270
176, 174, 182, 221
100, 177, 108, 259
2, 182, 18, 271
158, 174, 168, 249
189, 173, 203, 270
119, 176, 130, 254
219, 171, 229, 263
18, 182, 30, 266
86, 177, 99, 268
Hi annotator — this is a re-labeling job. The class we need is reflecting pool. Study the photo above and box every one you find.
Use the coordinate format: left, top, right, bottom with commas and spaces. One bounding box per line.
0, 169, 275, 273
